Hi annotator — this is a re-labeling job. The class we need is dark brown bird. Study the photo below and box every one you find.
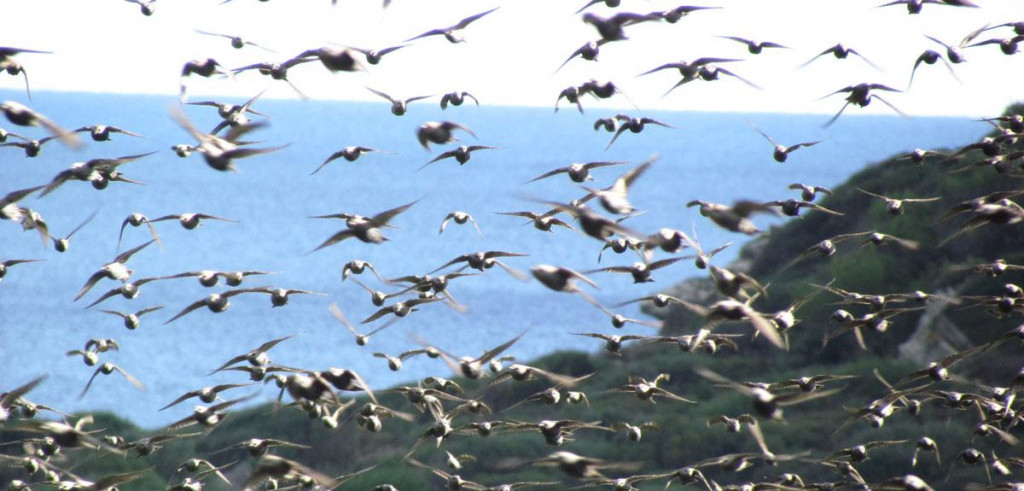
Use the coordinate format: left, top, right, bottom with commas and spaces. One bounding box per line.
926, 27, 986, 64
822, 83, 905, 127
417, 121, 476, 150
0, 47, 48, 100
431, 250, 527, 279
310, 199, 419, 250
164, 287, 267, 324
878, 0, 978, 14
0, 101, 80, 148
0, 258, 41, 284
696, 368, 841, 421
160, 383, 254, 411
555, 39, 608, 73
525, 160, 627, 184
79, 362, 145, 400
606, 115, 672, 149
148, 212, 237, 230
311, 146, 383, 175
765, 198, 844, 218
908, 49, 959, 89
74, 125, 143, 142
440, 91, 479, 109
179, 58, 234, 103
194, 29, 276, 52
536, 201, 639, 242
498, 210, 576, 233
652, 5, 721, 23
405, 7, 499, 44
367, 87, 432, 116
421, 145, 499, 170
800, 43, 881, 70
968, 33, 1024, 55
718, 36, 788, 54
39, 151, 154, 197
233, 56, 316, 99
99, 305, 165, 330
581, 12, 660, 42
345, 44, 407, 65
0, 134, 58, 157
857, 188, 941, 215
0, 59, 34, 101
586, 257, 686, 284
51, 211, 97, 253
789, 183, 834, 201
85, 275, 168, 309
750, 124, 821, 162
170, 107, 286, 172
294, 46, 366, 73
75, 239, 155, 302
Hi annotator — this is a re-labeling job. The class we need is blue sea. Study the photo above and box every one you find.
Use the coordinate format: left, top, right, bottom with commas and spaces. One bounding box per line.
0, 89, 989, 428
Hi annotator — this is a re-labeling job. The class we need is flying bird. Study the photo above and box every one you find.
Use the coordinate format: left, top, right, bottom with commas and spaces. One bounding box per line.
294, 46, 366, 73
79, 363, 145, 400
605, 115, 673, 150
421, 145, 499, 170
148, 212, 238, 230
164, 287, 266, 324
417, 121, 476, 150
125, 0, 156, 16
439, 211, 482, 236
52, 211, 97, 253
0, 135, 58, 157
39, 151, 154, 197
405, 7, 500, 44
100, 306, 165, 330
366, 87, 432, 116
821, 83, 905, 127
439, 91, 479, 109
749, 123, 821, 162
0, 101, 80, 148
800, 43, 881, 70
233, 56, 316, 99
311, 146, 384, 175
170, 107, 286, 171
179, 58, 234, 103
524, 160, 627, 184
717, 35, 788, 54
75, 240, 155, 302
344, 44, 407, 65
310, 199, 419, 250
856, 188, 941, 215
73, 124, 143, 142
194, 29, 276, 52
908, 49, 960, 89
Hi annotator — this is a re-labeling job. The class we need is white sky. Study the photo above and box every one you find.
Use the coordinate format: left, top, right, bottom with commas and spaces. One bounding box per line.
1, 0, 1022, 117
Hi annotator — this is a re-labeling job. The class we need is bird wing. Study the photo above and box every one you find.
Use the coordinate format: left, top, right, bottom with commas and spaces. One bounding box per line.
369, 199, 420, 227
311, 150, 346, 175
605, 125, 630, 149
455, 7, 499, 29
421, 149, 457, 170
165, 298, 211, 324
311, 229, 356, 252
366, 87, 396, 103
74, 270, 110, 302
523, 167, 569, 184
78, 366, 105, 399
405, 28, 447, 42
159, 390, 201, 411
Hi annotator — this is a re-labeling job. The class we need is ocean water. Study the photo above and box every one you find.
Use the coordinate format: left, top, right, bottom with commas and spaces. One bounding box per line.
0, 89, 988, 428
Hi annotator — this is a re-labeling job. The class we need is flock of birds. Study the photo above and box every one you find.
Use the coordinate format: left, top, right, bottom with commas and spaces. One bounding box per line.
3, 0, 1024, 490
